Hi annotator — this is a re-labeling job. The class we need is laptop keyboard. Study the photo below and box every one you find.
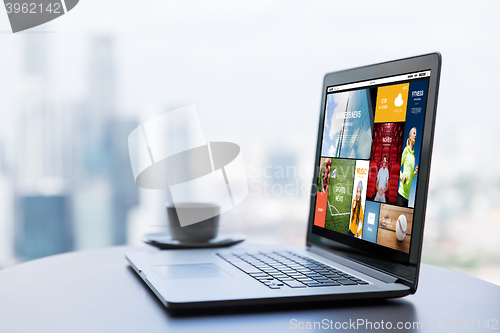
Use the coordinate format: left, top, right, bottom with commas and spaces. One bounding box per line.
217, 251, 369, 290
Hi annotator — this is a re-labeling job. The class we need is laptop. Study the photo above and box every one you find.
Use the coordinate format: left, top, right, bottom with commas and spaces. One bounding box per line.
126, 53, 441, 309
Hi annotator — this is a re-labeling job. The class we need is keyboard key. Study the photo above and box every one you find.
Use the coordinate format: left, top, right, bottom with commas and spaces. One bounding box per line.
231, 262, 262, 274
256, 276, 273, 281
254, 265, 270, 269
300, 278, 316, 283
260, 259, 275, 264
315, 277, 330, 282
305, 273, 322, 278
336, 279, 357, 285
342, 274, 356, 279
326, 268, 339, 272
314, 270, 330, 274
324, 274, 341, 278
225, 257, 245, 263
250, 273, 269, 278
278, 278, 294, 281
319, 282, 341, 286
273, 265, 287, 269
263, 270, 279, 274
292, 275, 306, 279
219, 255, 239, 261
283, 280, 306, 288
262, 279, 280, 284
300, 279, 317, 284
270, 274, 287, 279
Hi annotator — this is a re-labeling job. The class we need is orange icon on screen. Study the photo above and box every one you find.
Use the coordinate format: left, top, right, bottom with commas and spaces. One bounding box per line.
374, 83, 409, 123
314, 192, 328, 228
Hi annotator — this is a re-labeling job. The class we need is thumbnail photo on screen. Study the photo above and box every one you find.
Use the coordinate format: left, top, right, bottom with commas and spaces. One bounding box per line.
314, 158, 355, 235
376, 204, 413, 253
348, 161, 369, 239
398, 80, 428, 208
321, 89, 375, 159
366, 122, 404, 205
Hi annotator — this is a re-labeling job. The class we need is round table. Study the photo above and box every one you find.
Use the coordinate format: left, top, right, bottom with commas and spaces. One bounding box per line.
0, 245, 499, 332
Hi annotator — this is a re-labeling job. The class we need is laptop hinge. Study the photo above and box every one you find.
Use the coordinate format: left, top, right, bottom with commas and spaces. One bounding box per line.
308, 245, 399, 284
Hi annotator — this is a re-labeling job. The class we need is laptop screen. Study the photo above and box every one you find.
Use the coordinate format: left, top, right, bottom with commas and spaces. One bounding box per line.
312, 70, 430, 258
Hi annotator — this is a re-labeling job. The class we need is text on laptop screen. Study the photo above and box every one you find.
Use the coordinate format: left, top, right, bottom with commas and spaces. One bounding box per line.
313, 71, 430, 254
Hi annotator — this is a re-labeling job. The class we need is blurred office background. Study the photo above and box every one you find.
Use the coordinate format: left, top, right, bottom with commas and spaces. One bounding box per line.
0, 1, 499, 285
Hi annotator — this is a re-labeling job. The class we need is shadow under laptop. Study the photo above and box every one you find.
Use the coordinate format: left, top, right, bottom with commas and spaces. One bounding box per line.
127, 266, 417, 323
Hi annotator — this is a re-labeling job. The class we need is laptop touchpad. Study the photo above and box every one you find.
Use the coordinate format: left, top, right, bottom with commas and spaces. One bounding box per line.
152, 264, 231, 280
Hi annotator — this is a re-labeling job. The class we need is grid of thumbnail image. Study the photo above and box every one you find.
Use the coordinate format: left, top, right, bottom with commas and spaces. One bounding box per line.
314, 79, 428, 253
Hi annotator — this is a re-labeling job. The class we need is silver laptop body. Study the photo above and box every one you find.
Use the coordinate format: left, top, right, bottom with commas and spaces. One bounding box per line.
127, 53, 441, 309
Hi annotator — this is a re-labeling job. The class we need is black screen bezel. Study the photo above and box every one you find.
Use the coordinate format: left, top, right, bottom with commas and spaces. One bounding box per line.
306, 53, 441, 293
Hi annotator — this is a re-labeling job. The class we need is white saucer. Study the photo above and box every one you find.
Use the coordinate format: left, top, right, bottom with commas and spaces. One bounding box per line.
143, 233, 245, 249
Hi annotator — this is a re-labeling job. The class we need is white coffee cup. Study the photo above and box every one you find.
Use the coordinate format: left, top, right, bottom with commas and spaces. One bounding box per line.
166, 203, 220, 243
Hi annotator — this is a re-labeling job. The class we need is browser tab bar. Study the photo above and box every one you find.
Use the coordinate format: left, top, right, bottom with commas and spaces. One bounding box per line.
327, 70, 430, 93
